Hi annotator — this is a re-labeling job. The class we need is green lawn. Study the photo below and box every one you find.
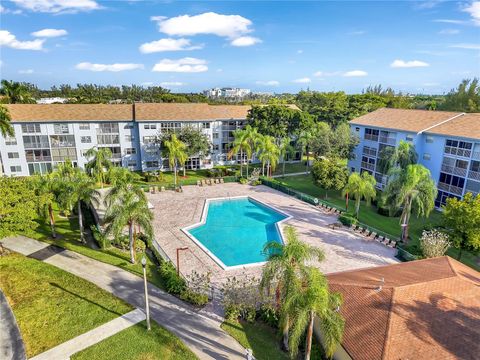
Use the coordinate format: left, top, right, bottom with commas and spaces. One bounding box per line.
275, 174, 479, 271
72, 320, 197, 360
0, 252, 132, 357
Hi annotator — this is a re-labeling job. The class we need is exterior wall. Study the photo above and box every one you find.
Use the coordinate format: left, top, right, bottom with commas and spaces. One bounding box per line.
313, 318, 352, 360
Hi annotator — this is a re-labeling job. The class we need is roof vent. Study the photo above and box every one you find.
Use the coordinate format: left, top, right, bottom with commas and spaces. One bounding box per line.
375, 277, 385, 292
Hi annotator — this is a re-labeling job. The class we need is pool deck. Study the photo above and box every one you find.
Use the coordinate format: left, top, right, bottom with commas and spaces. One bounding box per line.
145, 183, 398, 286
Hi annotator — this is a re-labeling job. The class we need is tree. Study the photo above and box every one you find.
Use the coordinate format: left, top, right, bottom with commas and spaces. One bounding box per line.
284, 267, 344, 360
0, 80, 35, 103
308, 122, 332, 159
244, 125, 260, 177
0, 105, 14, 137
279, 137, 296, 177
295, 91, 350, 127
297, 128, 317, 172
227, 127, 251, 178
441, 78, 479, 112
256, 135, 280, 177
382, 164, 437, 242
420, 229, 451, 258
261, 226, 325, 351
85, 147, 113, 187
34, 174, 58, 238
443, 192, 480, 260
72, 174, 100, 243
331, 122, 359, 160
342, 171, 377, 218
52, 159, 81, 214
104, 187, 153, 263
377, 140, 418, 174
312, 158, 348, 199
163, 133, 187, 187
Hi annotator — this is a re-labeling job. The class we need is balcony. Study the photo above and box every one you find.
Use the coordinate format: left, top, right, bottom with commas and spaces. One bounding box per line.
362, 147, 377, 157
437, 182, 463, 196
364, 134, 379, 142
444, 146, 472, 158
472, 151, 480, 160
441, 164, 467, 177
468, 170, 480, 182
361, 161, 375, 171
379, 136, 396, 145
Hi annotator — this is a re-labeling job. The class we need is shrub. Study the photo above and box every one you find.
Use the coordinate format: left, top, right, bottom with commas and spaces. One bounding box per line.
242, 306, 257, 323
339, 214, 357, 227
377, 206, 401, 217
420, 229, 451, 258
159, 261, 186, 295
224, 304, 241, 321
180, 289, 209, 307
251, 180, 262, 186
258, 304, 279, 328
239, 177, 248, 185
90, 225, 110, 249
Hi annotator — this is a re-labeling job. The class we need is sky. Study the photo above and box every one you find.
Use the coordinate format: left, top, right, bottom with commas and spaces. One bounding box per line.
0, 0, 479, 94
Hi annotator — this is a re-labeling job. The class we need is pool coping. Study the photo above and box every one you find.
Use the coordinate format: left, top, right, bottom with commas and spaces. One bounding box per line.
181, 195, 293, 271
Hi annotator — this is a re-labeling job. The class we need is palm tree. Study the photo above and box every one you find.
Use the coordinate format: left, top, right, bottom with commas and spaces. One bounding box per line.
73, 174, 100, 243
0, 105, 14, 137
378, 140, 417, 174
257, 135, 280, 177
163, 134, 187, 188
34, 174, 58, 238
228, 127, 251, 178
342, 172, 377, 218
383, 164, 437, 242
261, 226, 325, 351
52, 159, 80, 214
104, 188, 153, 263
85, 147, 113, 187
104, 167, 141, 206
298, 129, 315, 172
244, 125, 260, 178
0, 80, 35, 103
279, 137, 295, 178
285, 267, 344, 360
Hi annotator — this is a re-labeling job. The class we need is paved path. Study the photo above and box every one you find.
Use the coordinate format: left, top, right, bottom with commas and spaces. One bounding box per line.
0, 290, 26, 360
31, 309, 145, 360
1, 236, 246, 360
272, 171, 310, 178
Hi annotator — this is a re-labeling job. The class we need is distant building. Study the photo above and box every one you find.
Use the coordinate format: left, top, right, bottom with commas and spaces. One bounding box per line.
203, 87, 251, 99
36, 97, 68, 104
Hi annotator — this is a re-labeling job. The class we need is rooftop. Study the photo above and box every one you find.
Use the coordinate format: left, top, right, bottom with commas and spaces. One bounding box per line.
327, 256, 480, 360
425, 113, 480, 140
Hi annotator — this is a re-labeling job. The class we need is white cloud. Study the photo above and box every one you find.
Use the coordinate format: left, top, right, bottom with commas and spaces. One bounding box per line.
230, 36, 261, 47
0, 4, 22, 14
390, 60, 429, 68
151, 12, 253, 38
31, 29, 68, 38
18, 69, 34, 74
256, 80, 280, 86
160, 81, 185, 87
343, 70, 368, 77
139, 38, 202, 53
463, 1, 480, 26
449, 43, 480, 49
11, 0, 100, 13
75, 62, 144, 72
438, 29, 460, 35
0, 30, 44, 50
433, 19, 467, 24
314, 71, 342, 77
152, 57, 208, 73
292, 77, 311, 83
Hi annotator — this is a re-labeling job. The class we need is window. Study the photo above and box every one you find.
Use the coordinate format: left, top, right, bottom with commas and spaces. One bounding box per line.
145, 161, 159, 168
5, 136, 17, 145
470, 160, 480, 173
351, 167, 356, 172
144, 124, 157, 130
50, 135, 76, 147
145, 148, 159, 156
124, 124, 134, 129
444, 139, 473, 157
125, 148, 136, 155
426, 135, 434, 143
127, 160, 137, 167
54, 124, 69, 134
28, 162, 52, 175
21, 124, 41, 133
125, 135, 134, 142
213, 132, 219, 139
212, 144, 219, 151
10, 166, 21, 173
202, 122, 210, 129
143, 136, 156, 144
25, 149, 51, 162
7, 152, 19, 159
160, 122, 181, 132
79, 124, 90, 130
98, 123, 119, 134
364, 128, 379, 142
423, 153, 431, 161
51, 148, 77, 161
97, 134, 120, 145
406, 134, 414, 142
23, 135, 49, 149
81, 136, 92, 143
355, 127, 360, 132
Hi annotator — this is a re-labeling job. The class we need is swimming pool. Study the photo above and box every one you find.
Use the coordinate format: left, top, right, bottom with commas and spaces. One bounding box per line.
183, 197, 290, 269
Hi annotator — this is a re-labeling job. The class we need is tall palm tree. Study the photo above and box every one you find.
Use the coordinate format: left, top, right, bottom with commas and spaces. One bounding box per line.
342, 172, 377, 218
34, 174, 58, 238
104, 188, 153, 263
85, 147, 113, 187
228, 127, 251, 178
163, 133, 187, 187
104, 168, 141, 206
0, 80, 35, 104
73, 174, 100, 243
52, 159, 80, 214
285, 267, 344, 360
261, 226, 325, 351
378, 140, 417, 174
0, 105, 14, 137
279, 137, 295, 178
297, 129, 315, 172
257, 135, 280, 177
383, 164, 437, 242
244, 125, 260, 178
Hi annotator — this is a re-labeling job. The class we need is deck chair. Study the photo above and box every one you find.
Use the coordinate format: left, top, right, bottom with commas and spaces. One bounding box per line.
220, 178, 224, 183
215, 179, 220, 184
154, 186, 159, 193
388, 240, 396, 248
160, 186, 165, 192
197, 180, 202, 186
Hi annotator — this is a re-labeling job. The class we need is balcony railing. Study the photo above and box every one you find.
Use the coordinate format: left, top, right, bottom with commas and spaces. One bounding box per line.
379, 136, 396, 145
441, 164, 468, 177
362, 147, 377, 157
468, 170, 480, 182
444, 146, 472, 158
364, 134, 379, 142
361, 161, 375, 171
472, 151, 480, 160
437, 182, 463, 196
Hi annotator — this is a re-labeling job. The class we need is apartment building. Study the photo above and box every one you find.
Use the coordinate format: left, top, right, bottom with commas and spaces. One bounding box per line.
348, 108, 480, 208
203, 87, 251, 99
0, 103, 254, 177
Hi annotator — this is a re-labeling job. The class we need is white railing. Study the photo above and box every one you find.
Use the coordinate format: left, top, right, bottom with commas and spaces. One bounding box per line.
468, 170, 480, 181
444, 146, 472, 158
379, 137, 396, 145
437, 182, 463, 196
364, 134, 379, 142
441, 164, 467, 177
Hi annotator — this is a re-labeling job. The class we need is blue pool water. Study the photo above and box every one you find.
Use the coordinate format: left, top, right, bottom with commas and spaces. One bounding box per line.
187, 197, 287, 267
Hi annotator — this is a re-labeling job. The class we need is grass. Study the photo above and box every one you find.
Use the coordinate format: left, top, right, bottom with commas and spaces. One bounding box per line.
0, 252, 132, 357
72, 320, 197, 360
275, 174, 479, 271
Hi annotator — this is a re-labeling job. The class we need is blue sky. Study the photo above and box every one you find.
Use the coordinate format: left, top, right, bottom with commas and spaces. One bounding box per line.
1, 0, 479, 94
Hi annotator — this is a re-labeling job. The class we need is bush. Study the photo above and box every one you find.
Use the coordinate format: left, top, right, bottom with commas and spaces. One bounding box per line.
159, 261, 186, 295
420, 229, 451, 258
377, 206, 401, 217
251, 180, 262, 186
258, 304, 279, 328
339, 214, 357, 227
90, 225, 110, 249
180, 289, 209, 307
239, 177, 248, 185
224, 304, 242, 321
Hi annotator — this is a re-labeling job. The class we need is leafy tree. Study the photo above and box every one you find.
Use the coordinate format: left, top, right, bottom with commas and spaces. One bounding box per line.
420, 229, 451, 258
297, 128, 318, 171
0, 80, 35, 103
312, 158, 348, 199
296, 91, 350, 127
279, 137, 296, 177
443, 192, 480, 260
342, 171, 377, 218
382, 165, 437, 242
284, 267, 344, 360
377, 140, 417, 174
104, 186, 153, 263
331, 122, 359, 160
34, 174, 58, 238
85, 147, 113, 187
227, 127, 251, 177
0, 105, 14, 137
257, 135, 280, 177
261, 226, 325, 351
0, 177, 37, 238
441, 78, 479, 112
52, 159, 81, 214
244, 125, 261, 177
163, 133, 187, 187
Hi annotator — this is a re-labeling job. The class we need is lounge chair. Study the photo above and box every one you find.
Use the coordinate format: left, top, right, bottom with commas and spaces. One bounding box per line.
149, 186, 154, 194
207, 179, 212, 186
220, 178, 224, 183
388, 240, 397, 248
154, 186, 159, 193
382, 237, 390, 245
197, 180, 202, 186
160, 186, 165, 192
215, 179, 220, 184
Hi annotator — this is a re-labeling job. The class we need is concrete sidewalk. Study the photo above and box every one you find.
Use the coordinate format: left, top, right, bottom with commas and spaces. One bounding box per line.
0, 290, 26, 360
1, 236, 246, 360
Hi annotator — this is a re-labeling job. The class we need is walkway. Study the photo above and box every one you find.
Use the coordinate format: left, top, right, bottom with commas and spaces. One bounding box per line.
0, 290, 26, 360
1, 236, 246, 360
272, 171, 310, 178
31, 309, 145, 360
